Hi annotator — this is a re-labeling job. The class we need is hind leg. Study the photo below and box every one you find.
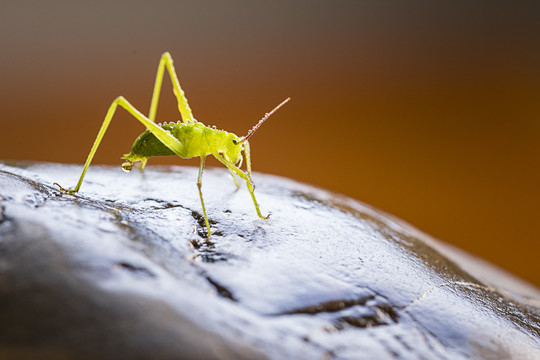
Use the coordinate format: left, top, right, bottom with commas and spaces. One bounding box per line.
55, 96, 184, 193
148, 52, 194, 124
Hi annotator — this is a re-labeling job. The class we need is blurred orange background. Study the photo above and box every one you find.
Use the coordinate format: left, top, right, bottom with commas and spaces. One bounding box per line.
1, 1, 539, 287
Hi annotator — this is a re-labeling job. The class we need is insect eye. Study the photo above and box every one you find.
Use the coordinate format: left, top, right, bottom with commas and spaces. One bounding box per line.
232, 139, 238, 145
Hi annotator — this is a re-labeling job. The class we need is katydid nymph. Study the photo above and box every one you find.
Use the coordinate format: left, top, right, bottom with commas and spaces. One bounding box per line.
54, 52, 290, 237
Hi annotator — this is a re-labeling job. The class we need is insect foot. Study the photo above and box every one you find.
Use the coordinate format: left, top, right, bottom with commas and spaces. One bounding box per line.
53, 183, 77, 195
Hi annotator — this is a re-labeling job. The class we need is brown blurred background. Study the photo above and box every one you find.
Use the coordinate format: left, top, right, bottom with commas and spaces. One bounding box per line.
1, 1, 539, 287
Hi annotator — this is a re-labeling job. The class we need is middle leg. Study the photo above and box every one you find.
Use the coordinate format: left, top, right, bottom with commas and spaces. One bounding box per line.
197, 156, 212, 237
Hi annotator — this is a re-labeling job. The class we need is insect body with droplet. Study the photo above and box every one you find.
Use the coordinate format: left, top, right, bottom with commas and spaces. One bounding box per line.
54, 52, 290, 237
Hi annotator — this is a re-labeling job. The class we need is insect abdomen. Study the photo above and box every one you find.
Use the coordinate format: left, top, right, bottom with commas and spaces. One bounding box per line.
129, 127, 177, 158
125, 122, 223, 160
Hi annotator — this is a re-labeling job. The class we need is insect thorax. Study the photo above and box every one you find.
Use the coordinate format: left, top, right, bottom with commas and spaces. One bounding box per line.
123, 122, 242, 163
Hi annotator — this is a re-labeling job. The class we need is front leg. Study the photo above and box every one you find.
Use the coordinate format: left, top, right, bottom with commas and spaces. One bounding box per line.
213, 152, 269, 220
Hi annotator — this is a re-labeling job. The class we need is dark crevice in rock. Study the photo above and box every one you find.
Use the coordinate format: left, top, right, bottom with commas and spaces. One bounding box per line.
211, 229, 224, 237
189, 239, 233, 263
335, 303, 399, 329
197, 249, 231, 263
189, 239, 203, 249
282, 296, 375, 315
206, 276, 237, 301
280, 293, 400, 330
146, 198, 190, 211
114, 262, 156, 278
190, 210, 220, 238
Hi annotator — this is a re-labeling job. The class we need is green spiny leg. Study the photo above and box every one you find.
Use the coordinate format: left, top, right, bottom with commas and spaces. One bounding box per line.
222, 153, 240, 190
55, 96, 184, 194
197, 156, 212, 237
149, 52, 194, 123
228, 170, 240, 190
213, 152, 269, 220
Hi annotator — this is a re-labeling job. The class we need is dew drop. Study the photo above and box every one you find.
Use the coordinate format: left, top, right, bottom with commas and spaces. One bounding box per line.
122, 161, 133, 172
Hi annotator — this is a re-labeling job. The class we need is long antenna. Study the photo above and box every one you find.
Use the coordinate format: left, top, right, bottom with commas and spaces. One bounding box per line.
241, 97, 290, 143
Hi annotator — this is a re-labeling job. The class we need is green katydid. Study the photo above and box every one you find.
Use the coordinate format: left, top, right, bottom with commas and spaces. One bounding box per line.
54, 52, 289, 237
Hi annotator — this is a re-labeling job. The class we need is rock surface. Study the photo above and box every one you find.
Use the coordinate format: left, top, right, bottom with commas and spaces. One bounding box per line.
0, 161, 539, 360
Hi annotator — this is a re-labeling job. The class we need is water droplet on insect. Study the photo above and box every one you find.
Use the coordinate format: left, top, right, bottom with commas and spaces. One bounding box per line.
121, 161, 133, 172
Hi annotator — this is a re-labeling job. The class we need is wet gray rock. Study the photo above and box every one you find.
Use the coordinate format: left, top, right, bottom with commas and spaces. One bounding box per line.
0, 161, 539, 360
